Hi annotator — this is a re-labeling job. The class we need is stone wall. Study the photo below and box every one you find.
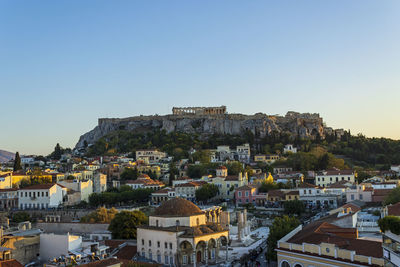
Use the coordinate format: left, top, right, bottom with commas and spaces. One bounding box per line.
36, 222, 109, 235
76, 111, 328, 149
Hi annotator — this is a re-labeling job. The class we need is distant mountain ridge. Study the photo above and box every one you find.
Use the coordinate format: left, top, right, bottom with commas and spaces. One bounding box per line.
0, 150, 14, 162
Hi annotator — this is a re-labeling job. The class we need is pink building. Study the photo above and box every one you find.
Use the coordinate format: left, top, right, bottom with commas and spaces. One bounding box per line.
346, 185, 373, 203
235, 185, 258, 205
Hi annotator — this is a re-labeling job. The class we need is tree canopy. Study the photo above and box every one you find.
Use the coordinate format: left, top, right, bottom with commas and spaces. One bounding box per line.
108, 210, 148, 239
80, 207, 118, 223
195, 184, 219, 202
266, 216, 300, 261
384, 187, 400, 206
13, 152, 22, 171
283, 200, 305, 216
378, 216, 400, 234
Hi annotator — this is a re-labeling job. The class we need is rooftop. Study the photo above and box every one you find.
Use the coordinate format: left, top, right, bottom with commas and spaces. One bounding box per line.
153, 198, 204, 217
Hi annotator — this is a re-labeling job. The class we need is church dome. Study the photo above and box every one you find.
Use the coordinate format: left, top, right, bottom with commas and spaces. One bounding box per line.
154, 198, 204, 217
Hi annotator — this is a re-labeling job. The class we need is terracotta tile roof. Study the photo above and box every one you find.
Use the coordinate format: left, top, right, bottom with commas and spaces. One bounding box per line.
288, 221, 382, 258
80, 258, 121, 267
318, 169, 354, 176
175, 181, 207, 188
373, 189, 393, 196
297, 182, 318, 189
0, 188, 17, 192
236, 185, 256, 191
0, 260, 23, 267
115, 245, 137, 260
340, 203, 362, 213
285, 190, 299, 196
224, 175, 240, 181
268, 190, 285, 198
19, 183, 56, 190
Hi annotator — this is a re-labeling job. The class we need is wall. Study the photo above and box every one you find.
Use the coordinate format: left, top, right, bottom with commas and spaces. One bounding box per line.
36, 222, 109, 235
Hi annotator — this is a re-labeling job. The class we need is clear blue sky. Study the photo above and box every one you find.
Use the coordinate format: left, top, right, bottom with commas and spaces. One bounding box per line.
1, 0, 400, 155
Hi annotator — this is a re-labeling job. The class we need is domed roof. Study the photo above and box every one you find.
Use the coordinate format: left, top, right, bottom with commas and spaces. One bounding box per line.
154, 198, 204, 217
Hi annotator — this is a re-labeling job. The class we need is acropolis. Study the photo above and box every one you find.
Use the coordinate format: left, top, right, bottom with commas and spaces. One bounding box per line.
172, 105, 227, 115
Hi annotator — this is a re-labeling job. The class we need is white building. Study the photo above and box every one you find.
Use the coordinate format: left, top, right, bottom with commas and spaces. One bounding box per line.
174, 181, 208, 202
383, 230, 400, 266
58, 179, 93, 203
18, 183, 66, 210
136, 149, 167, 164
137, 198, 228, 266
93, 172, 107, 193
40, 233, 82, 262
391, 165, 400, 174
283, 144, 297, 154
315, 169, 355, 187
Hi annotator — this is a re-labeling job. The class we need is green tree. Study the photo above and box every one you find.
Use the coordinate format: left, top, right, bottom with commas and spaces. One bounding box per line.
12, 212, 31, 223
81, 207, 118, 223
108, 210, 148, 239
266, 216, 300, 261
120, 168, 139, 180
13, 152, 22, 171
191, 150, 211, 164
378, 216, 400, 234
384, 187, 400, 206
53, 143, 62, 160
226, 162, 244, 175
195, 184, 219, 202
283, 200, 305, 216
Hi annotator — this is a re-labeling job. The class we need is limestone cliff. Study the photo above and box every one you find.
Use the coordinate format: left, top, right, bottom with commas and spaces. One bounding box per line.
75, 111, 326, 149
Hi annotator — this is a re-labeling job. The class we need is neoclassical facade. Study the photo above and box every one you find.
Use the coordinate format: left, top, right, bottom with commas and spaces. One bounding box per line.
137, 198, 229, 266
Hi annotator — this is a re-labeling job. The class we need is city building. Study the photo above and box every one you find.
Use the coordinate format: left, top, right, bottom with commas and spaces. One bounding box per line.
283, 144, 297, 154
0, 188, 18, 211
137, 198, 229, 266
175, 181, 208, 202
136, 149, 167, 164
277, 221, 384, 267
315, 169, 356, 187
18, 183, 66, 210
125, 174, 164, 190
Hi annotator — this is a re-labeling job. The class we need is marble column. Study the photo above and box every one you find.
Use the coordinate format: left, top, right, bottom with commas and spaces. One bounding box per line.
193, 249, 196, 267
205, 244, 208, 265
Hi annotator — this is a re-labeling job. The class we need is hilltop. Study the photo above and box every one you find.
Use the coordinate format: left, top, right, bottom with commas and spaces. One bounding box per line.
0, 149, 14, 162
75, 108, 343, 151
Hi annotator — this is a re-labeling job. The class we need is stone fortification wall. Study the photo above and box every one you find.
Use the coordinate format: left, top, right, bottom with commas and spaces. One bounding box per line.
76, 111, 326, 149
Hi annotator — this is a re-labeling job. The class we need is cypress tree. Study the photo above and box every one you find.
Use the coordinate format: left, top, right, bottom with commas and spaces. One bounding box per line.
13, 152, 22, 171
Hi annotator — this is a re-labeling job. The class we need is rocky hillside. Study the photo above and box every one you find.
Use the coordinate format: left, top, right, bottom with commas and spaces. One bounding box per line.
75, 111, 337, 150
0, 150, 14, 162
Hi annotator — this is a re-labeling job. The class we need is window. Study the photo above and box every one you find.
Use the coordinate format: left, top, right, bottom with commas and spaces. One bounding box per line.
165, 255, 169, 264
359, 194, 363, 200
176, 220, 180, 226
336, 177, 338, 182
309, 190, 311, 194
342, 177, 344, 181
169, 243, 172, 249
303, 190, 306, 194
351, 194, 354, 200
142, 239, 144, 245
281, 261, 290, 267
157, 254, 161, 262
322, 178, 325, 181
29, 192, 31, 197
348, 177, 350, 181
170, 256, 173, 264
318, 178, 320, 181
183, 255, 188, 264
245, 191, 249, 197
330, 177, 332, 182
46, 192, 48, 197
238, 192, 242, 197
156, 220, 159, 227
165, 242, 167, 249
149, 251, 152, 260
149, 240, 152, 246
157, 241, 160, 248
196, 218, 199, 225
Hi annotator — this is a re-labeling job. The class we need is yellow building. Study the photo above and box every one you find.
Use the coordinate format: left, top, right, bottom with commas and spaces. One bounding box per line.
277, 221, 384, 267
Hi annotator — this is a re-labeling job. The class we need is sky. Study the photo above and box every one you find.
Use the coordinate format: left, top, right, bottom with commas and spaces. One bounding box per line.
1, 1, 400, 155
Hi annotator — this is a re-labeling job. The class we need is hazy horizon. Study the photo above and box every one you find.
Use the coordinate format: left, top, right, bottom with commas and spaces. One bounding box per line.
1, 1, 400, 155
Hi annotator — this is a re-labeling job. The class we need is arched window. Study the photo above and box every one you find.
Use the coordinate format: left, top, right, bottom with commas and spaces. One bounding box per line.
294, 264, 303, 267
196, 218, 200, 225
281, 261, 290, 267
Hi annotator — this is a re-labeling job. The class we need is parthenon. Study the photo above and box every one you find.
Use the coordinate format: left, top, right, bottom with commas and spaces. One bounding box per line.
172, 105, 227, 115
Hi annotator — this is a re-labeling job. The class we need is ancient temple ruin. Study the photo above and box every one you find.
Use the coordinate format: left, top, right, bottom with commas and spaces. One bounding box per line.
172, 106, 227, 115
